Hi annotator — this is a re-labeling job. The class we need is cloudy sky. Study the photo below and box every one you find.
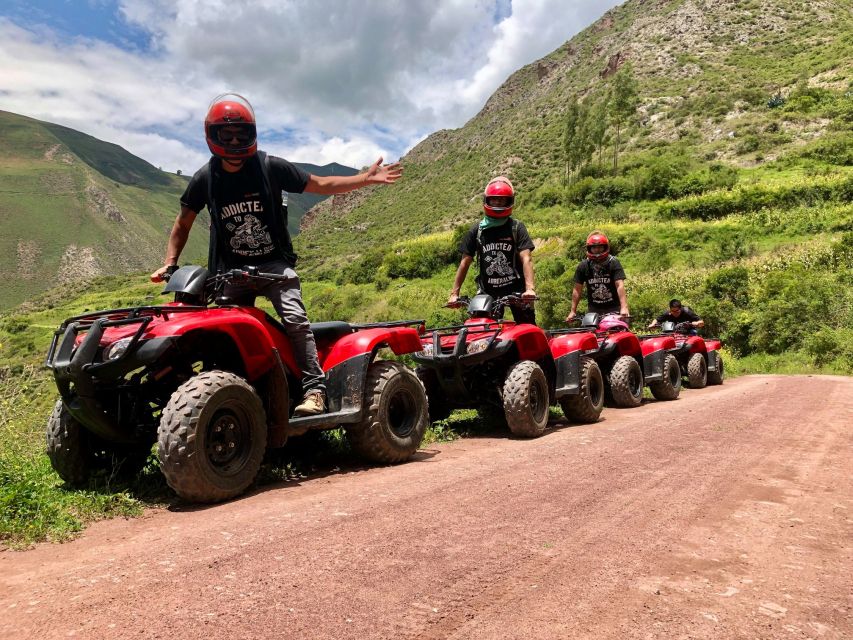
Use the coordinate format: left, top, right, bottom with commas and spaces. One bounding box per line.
0, 0, 620, 173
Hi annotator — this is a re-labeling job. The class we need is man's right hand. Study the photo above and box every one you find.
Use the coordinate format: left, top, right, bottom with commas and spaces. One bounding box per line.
150, 265, 176, 283
565, 310, 577, 323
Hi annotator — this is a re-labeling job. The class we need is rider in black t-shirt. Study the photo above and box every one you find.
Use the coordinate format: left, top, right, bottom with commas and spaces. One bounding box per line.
448, 177, 537, 324
150, 93, 402, 416
566, 231, 629, 322
648, 299, 704, 334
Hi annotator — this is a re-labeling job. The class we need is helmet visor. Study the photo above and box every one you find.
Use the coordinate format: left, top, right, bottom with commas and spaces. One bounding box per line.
211, 123, 257, 148
587, 244, 607, 255
484, 195, 514, 209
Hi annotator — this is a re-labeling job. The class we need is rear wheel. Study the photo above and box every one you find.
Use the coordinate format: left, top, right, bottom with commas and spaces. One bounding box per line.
707, 355, 724, 386
687, 353, 708, 388
608, 356, 644, 408
347, 362, 428, 463
415, 366, 451, 422
158, 371, 267, 503
560, 357, 604, 424
649, 354, 682, 401
503, 360, 550, 438
46, 399, 150, 487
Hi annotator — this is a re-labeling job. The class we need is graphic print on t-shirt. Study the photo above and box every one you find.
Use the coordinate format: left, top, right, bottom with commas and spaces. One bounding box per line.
481, 239, 519, 288
219, 191, 276, 259
588, 263, 616, 306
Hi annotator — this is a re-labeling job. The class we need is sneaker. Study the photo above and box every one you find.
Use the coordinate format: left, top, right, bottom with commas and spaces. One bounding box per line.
293, 390, 326, 417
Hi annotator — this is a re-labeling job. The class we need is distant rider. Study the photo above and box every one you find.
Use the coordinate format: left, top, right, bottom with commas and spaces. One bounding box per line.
448, 177, 536, 324
566, 231, 629, 322
150, 93, 401, 416
648, 299, 704, 335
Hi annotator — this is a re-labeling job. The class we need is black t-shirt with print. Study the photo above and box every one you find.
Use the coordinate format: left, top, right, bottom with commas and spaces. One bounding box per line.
656, 306, 701, 325
573, 256, 626, 313
181, 156, 309, 267
459, 219, 535, 295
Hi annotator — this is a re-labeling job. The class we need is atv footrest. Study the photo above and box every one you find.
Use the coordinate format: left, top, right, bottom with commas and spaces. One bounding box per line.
287, 408, 363, 435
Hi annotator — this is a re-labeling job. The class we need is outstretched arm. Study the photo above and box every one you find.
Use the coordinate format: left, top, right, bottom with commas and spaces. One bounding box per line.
151, 205, 197, 282
566, 282, 583, 321
305, 157, 402, 195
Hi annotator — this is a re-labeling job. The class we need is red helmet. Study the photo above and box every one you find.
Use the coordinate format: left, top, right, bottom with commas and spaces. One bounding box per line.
483, 176, 515, 218
586, 231, 610, 261
204, 93, 257, 159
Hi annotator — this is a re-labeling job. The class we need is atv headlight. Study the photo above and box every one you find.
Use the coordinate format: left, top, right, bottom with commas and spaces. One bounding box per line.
104, 337, 133, 361
467, 338, 491, 354
418, 342, 434, 357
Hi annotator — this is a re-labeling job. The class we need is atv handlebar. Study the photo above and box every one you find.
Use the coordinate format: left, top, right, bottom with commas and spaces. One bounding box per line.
444, 294, 538, 309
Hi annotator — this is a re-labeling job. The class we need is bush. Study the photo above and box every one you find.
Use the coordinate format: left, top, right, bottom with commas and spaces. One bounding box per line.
584, 177, 633, 207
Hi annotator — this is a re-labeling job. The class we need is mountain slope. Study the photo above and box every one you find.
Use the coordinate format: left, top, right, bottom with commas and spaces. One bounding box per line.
295, 0, 852, 273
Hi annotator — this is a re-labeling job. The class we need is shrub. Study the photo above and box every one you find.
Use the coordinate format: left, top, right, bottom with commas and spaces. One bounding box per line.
584, 177, 633, 206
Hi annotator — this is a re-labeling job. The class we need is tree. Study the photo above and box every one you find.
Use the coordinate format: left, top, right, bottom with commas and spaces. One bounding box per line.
176, 169, 183, 176
563, 99, 593, 183
588, 98, 609, 169
609, 65, 639, 172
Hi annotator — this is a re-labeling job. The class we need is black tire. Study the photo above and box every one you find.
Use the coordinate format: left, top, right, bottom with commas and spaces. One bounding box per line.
158, 370, 267, 503
609, 356, 644, 408
415, 366, 451, 422
687, 353, 708, 388
649, 354, 682, 401
503, 360, 550, 438
46, 399, 150, 487
707, 355, 724, 386
347, 361, 428, 463
560, 357, 604, 424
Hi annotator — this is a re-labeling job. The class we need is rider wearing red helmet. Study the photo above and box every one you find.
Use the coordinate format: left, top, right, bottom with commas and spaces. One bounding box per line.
449, 176, 537, 324
566, 230, 629, 322
151, 93, 402, 416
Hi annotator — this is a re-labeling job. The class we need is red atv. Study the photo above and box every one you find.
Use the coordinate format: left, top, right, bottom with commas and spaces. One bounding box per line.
413, 294, 557, 437
649, 321, 724, 388
45, 266, 429, 503
573, 312, 686, 404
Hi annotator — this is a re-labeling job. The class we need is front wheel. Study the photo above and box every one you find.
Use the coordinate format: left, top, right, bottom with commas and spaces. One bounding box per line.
347, 362, 428, 463
46, 399, 150, 486
158, 371, 267, 503
687, 353, 708, 388
649, 354, 682, 401
503, 360, 550, 438
608, 356, 644, 408
560, 356, 604, 424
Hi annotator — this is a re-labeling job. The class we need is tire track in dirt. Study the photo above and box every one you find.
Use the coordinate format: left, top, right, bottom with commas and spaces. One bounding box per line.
0, 375, 850, 640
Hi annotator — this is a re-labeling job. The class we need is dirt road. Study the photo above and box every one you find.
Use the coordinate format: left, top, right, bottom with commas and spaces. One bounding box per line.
1, 375, 851, 639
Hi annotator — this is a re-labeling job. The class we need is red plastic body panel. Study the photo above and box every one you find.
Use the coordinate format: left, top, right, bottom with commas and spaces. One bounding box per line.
681, 335, 708, 354
640, 335, 676, 357
599, 330, 642, 358
549, 332, 599, 359
95, 305, 299, 380
495, 323, 552, 360
322, 327, 423, 371
704, 339, 722, 352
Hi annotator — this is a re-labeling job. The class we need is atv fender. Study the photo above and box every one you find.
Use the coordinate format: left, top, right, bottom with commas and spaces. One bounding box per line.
321, 327, 423, 371
608, 332, 643, 358
641, 336, 677, 383
499, 324, 552, 361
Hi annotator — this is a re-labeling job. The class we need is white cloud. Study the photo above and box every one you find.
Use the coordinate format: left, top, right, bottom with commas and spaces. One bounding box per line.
0, 1, 620, 172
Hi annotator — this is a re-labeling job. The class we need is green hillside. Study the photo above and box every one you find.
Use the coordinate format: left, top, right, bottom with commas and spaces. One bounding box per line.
286, 162, 359, 236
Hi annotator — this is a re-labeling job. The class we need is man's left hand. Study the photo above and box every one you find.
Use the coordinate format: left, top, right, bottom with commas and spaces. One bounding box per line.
522, 289, 536, 300
365, 157, 402, 185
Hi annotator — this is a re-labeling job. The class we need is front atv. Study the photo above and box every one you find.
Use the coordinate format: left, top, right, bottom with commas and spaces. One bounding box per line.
655, 321, 724, 388
45, 266, 429, 502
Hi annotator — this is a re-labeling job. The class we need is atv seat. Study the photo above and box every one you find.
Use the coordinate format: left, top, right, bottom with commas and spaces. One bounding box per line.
309, 321, 354, 343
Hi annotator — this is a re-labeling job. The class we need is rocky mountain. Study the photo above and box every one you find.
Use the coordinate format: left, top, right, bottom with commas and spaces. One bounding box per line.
295, 0, 852, 274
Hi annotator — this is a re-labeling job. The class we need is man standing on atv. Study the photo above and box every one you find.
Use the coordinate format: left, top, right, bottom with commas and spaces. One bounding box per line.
448, 177, 537, 323
648, 299, 704, 334
151, 93, 401, 416
566, 231, 629, 322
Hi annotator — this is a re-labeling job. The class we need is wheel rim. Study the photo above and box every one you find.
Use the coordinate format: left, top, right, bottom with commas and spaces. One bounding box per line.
667, 359, 680, 387
588, 370, 603, 406
387, 388, 417, 438
205, 406, 253, 476
630, 366, 643, 398
530, 376, 548, 422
